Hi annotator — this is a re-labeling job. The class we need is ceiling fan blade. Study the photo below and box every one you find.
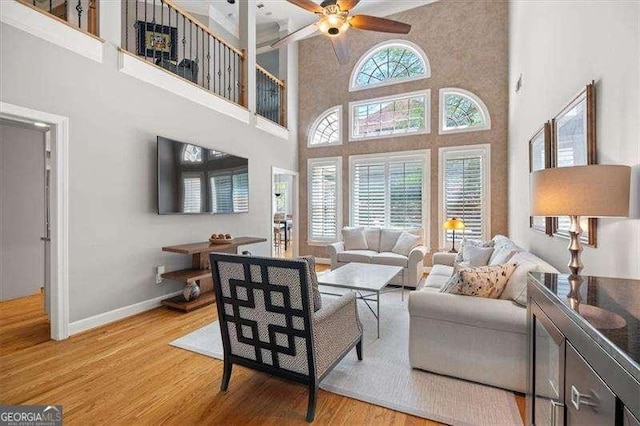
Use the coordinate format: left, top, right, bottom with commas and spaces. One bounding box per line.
349, 15, 412, 34
337, 0, 360, 11
287, 0, 323, 14
330, 35, 349, 65
271, 23, 319, 49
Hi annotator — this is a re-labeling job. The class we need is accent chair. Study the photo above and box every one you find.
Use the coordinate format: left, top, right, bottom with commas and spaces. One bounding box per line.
209, 253, 363, 422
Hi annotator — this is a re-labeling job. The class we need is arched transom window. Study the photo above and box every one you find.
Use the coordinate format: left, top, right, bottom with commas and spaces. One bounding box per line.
351, 40, 430, 91
308, 106, 342, 147
439, 88, 491, 134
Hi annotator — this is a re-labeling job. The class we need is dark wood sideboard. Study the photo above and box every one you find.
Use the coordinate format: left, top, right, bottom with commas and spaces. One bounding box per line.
527, 272, 640, 425
161, 237, 266, 312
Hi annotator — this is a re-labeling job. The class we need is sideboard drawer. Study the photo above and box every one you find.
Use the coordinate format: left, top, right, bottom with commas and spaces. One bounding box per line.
625, 407, 640, 426
565, 342, 616, 425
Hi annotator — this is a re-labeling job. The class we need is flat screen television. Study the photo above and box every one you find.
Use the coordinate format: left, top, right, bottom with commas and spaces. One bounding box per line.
157, 136, 249, 215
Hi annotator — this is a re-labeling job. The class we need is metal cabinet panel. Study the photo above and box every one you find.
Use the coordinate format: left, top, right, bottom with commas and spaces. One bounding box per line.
565, 342, 616, 425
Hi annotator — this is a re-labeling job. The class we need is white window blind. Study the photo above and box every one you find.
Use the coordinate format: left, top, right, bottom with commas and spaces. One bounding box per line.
442, 148, 489, 242
351, 156, 425, 229
308, 158, 341, 242
232, 172, 249, 213
211, 174, 232, 213
182, 175, 203, 213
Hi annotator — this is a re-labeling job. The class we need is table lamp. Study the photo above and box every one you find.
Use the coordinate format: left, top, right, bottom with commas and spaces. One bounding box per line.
530, 165, 630, 277
443, 218, 465, 253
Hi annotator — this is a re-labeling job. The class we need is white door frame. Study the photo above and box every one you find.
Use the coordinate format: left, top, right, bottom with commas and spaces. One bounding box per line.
0, 102, 70, 340
271, 167, 299, 258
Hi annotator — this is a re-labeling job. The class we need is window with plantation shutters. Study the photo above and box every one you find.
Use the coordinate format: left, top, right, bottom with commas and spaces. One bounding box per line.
440, 146, 491, 245
182, 174, 203, 213
210, 170, 249, 214
350, 153, 427, 230
308, 157, 342, 243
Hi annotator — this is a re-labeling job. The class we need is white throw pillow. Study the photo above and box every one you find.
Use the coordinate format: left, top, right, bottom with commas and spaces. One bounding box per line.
501, 259, 538, 306
342, 227, 368, 250
391, 232, 420, 256
455, 238, 494, 264
489, 245, 518, 266
441, 263, 518, 299
463, 244, 494, 267
380, 228, 403, 252
363, 228, 381, 252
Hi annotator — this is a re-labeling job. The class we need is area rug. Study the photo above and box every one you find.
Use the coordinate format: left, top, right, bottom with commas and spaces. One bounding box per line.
170, 287, 523, 426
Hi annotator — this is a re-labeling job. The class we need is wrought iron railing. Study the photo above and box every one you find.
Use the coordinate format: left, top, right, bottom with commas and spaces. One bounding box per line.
122, 0, 246, 107
256, 65, 286, 127
18, 0, 99, 36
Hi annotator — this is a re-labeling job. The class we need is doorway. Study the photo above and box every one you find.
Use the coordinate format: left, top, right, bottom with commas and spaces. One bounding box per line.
271, 168, 298, 259
0, 102, 69, 341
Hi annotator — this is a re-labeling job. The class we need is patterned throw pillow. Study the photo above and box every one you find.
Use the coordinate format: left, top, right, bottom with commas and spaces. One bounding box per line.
441, 263, 518, 299
298, 256, 322, 311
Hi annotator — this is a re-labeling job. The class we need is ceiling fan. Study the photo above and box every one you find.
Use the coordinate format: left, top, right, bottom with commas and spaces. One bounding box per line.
271, 0, 412, 64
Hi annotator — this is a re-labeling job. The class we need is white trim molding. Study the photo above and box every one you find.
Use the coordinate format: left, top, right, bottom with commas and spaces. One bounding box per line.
348, 149, 431, 247
118, 50, 251, 125
256, 115, 289, 140
349, 39, 431, 92
439, 88, 492, 135
0, 102, 70, 341
68, 291, 182, 335
0, 0, 104, 63
349, 90, 431, 142
438, 144, 492, 250
307, 156, 343, 245
307, 105, 343, 148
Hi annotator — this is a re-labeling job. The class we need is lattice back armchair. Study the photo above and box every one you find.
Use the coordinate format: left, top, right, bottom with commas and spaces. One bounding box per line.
209, 254, 363, 422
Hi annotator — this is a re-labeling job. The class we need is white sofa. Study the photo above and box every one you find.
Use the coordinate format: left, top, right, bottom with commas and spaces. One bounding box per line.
408, 235, 559, 393
327, 227, 428, 288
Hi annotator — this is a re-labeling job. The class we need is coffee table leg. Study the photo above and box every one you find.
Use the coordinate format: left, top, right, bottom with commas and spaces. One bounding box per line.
377, 290, 380, 339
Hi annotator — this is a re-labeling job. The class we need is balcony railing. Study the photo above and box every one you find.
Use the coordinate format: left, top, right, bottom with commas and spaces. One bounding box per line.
122, 0, 246, 108
256, 65, 286, 127
18, 0, 99, 36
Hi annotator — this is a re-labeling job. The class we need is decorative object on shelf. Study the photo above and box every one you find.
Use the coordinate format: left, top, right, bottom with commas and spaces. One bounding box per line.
530, 164, 630, 279
182, 282, 200, 302
136, 21, 178, 61
209, 233, 233, 245
528, 123, 553, 235
551, 82, 597, 245
443, 218, 465, 253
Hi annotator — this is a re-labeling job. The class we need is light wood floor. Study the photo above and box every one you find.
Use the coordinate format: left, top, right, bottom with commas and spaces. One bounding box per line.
1, 288, 524, 425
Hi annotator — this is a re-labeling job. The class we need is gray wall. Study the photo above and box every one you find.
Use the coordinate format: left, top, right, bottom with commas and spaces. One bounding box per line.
0, 124, 45, 301
508, 1, 640, 278
0, 22, 297, 322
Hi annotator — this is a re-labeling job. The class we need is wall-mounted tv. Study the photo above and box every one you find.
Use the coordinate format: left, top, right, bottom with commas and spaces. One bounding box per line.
157, 136, 249, 215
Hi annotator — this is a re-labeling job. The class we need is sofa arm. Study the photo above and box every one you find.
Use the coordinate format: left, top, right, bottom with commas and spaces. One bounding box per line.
327, 241, 344, 269
409, 245, 429, 265
432, 252, 457, 267
313, 292, 363, 378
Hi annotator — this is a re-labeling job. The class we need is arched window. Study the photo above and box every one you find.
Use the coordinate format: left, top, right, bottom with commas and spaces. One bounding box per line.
350, 40, 430, 91
439, 88, 491, 134
181, 144, 202, 163
308, 106, 342, 147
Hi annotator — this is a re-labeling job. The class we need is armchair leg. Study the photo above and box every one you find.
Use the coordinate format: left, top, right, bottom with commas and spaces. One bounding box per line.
221, 359, 233, 391
306, 384, 318, 422
356, 339, 363, 361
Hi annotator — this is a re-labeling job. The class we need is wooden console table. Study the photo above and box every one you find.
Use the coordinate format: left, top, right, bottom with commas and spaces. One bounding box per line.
160, 237, 266, 312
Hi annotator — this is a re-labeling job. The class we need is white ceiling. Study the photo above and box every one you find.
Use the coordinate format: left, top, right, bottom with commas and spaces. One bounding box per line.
174, 0, 432, 42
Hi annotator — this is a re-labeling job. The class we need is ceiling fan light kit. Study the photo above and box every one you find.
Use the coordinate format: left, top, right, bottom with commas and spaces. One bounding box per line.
272, 0, 412, 64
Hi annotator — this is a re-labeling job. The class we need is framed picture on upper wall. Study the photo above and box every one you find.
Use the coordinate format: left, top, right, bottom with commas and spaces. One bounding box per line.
551, 82, 597, 246
529, 122, 553, 235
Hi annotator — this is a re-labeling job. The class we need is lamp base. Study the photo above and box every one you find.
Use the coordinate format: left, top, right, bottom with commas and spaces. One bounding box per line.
448, 248, 458, 254
568, 215, 584, 277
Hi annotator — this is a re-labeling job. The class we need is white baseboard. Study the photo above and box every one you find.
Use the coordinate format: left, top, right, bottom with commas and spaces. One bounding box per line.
68, 290, 182, 335
423, 266, 432, 274
315, 257, 331, 265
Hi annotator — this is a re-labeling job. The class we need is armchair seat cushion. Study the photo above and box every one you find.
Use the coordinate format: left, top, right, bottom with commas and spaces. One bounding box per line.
336, 250, 377, 263
371, 252, 408, 268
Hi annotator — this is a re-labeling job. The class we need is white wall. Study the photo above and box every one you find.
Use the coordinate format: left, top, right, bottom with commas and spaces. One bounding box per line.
0, 124, 45, 300
508, 1, 640, 279
0, 21, 297, 322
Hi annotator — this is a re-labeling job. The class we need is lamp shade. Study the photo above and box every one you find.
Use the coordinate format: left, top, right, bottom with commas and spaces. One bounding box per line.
443, 218, 465, 230
530, 165, 630, 217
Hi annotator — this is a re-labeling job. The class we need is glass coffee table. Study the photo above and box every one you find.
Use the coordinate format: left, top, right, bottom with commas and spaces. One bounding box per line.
317, 263, 404, 338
